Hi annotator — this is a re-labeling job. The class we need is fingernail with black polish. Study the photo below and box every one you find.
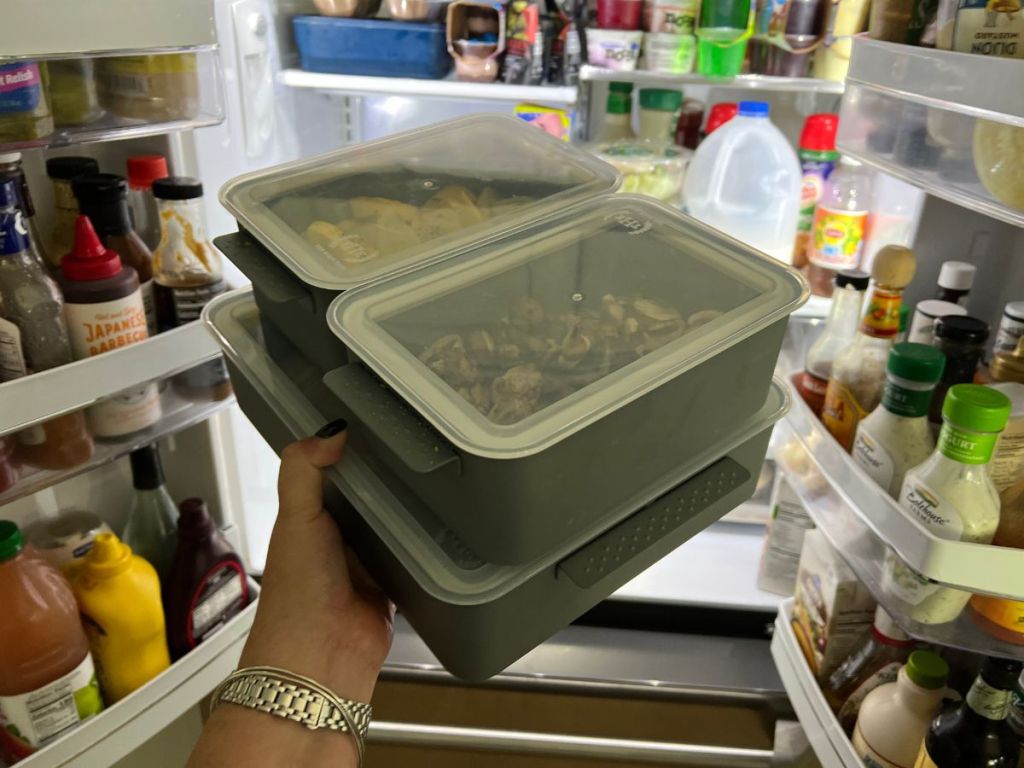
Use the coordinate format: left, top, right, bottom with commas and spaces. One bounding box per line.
315, 418, 348, 438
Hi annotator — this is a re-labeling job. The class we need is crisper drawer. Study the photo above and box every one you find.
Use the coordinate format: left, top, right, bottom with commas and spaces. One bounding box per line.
203, 290, 790, 681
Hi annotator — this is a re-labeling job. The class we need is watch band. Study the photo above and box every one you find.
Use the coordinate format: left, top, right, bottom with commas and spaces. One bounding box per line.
211, 666, 372, 764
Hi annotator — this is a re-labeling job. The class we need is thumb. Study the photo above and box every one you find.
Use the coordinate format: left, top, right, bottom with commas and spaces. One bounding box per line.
277, 422, 347, 525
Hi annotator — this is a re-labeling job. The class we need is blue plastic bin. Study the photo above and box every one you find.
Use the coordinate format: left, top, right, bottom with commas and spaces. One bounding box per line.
293, 16, 453, 79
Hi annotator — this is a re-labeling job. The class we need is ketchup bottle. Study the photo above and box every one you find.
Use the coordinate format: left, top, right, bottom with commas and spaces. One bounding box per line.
165, 498, 250, 659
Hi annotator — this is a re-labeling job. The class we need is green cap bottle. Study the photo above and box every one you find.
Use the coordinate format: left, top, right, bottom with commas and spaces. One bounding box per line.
937, 384, 1012, 465
0, 519, 24, 562
905, 650, 950, 690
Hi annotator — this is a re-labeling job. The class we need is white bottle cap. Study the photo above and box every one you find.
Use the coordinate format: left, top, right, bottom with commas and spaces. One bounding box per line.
874, 606, 910, 642
938, 261, 976, 291
1005, 301, 1024, 323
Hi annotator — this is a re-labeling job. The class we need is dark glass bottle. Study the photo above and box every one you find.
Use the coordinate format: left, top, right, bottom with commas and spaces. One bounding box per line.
916, 657, 1022, 768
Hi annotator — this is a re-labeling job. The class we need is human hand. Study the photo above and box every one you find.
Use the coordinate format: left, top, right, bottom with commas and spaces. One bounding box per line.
239, 421, 395, 703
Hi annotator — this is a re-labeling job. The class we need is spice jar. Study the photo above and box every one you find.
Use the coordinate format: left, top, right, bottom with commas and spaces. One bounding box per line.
929, 315, 990, 426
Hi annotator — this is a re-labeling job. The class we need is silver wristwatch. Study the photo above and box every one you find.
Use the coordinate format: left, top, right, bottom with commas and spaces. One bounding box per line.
212, 666, 372, 763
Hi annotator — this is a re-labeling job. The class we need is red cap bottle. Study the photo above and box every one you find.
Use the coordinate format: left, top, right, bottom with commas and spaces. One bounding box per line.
61, 216, 124, 282
126, 155, 169, 191
704, 103, 739, 137
799, 113, 839, 151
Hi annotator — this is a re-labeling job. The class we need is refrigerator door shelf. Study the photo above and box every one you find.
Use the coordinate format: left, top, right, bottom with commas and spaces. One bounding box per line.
0, 382, 234, 507
14, 589, 257, 768
0, 320, 222, 439
771, 599, 861, 768
839, 38, 1024, 228
775, 406, 1024, 661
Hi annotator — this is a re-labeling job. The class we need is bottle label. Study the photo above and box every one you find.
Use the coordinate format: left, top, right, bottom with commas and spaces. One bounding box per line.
995, 314, 1024, 353
1009, 679, 1024, 733
0, 63, 43, 114
860, 288, 902, 339
967, 678, 1013, 720
852, 428, 896, 490
822, 379, 867, 451
991, 427, 1024, 490
85, 384, 162, 438
853, 721, 912, 768
937, 423, 998, 465
0, 209, 30, 256
64, 295, 149, 359
837, 661, 903, 731
953, 0, 1024, 58
0, 654, 103, 755
0, 316, 28, 382
882, 379, 934, 418
899, 478, 965, 540
811, 206, 868, 269
155, 280, 226, 330
797, 158, 837, 234
188, 562, 249, 647
913, 742, 939, 768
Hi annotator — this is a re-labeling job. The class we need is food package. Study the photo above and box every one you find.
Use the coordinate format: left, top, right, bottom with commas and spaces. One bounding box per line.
793, 529, 877, 679
757, 474, 816, 596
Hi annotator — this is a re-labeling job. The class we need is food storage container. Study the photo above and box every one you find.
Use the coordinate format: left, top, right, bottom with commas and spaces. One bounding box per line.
292, 16, 452, 79
314, 0, 383, 17
388, 0, 451, 22
598, 0, 644, 29
217, 114, 620, 372
592, 140, 690, 203
325, 195, 808, 563
585, 29, 644, 70
204, 289, 790, 680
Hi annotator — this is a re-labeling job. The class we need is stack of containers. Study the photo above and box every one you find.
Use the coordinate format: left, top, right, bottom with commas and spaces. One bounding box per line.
209, 115, 809, 680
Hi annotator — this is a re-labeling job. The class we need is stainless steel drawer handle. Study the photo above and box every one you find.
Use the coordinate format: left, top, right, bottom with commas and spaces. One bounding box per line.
367, 721, 774, 766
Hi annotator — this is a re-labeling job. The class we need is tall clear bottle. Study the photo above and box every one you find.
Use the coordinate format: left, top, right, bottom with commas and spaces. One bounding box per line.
0, 179, 94, 471
126, 155, 168, 252
823, 245, 917, 451
808, 156, 873, 297
122, 444, 178, 584
797, 269, 869, 415
152, 177, 231, 401
45, 156, 100, 265
0, 152, 49, 271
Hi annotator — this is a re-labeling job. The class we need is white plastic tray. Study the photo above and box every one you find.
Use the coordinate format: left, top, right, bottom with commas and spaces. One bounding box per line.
770, 599, 862, 768
838, 38, 1024, 227
782, 376, 1024, 600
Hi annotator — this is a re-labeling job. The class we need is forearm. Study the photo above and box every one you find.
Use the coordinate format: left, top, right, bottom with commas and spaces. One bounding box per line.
187, 703, 358, 768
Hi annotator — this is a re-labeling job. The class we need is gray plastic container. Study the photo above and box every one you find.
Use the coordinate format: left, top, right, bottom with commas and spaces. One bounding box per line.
203, 290, 790, 681
217, 114, 620, 373
326, 195, 808, 564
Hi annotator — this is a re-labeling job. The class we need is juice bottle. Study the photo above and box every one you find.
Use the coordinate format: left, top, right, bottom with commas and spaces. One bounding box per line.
165, 499, 251, 659
0, 521, 103, 763
67, 533, 170, 703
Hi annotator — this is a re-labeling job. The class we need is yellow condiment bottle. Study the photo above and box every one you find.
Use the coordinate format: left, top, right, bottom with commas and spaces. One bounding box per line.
67, 533, 170, 703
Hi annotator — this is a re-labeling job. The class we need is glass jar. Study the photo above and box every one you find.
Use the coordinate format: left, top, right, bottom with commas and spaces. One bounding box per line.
929, 315, 990, 425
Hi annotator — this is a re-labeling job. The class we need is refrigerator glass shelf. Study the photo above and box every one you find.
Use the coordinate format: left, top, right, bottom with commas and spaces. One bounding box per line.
579, 65, 846, 94
12, 589, 257, 768
775, 415, 1024, 662
0, 47, 224, 153
0, 382, 234, 507
782, 376, 1024, 600
771, 599, 861, 768
838, 39, 1024, 228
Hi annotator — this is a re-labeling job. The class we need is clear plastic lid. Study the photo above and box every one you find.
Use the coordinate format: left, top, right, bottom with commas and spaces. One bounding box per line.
329, 195, 808, 459
219, 115, 621, 291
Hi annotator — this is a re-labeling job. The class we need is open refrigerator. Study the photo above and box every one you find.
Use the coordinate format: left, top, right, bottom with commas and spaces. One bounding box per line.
3, 0, 1024, 766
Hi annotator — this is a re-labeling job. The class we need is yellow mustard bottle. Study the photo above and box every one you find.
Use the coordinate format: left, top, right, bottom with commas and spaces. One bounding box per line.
68, 533, 170, 703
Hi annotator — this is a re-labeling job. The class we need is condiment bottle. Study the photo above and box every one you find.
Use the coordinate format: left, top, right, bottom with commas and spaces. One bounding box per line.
0, 61, 54, 145
0, 179, 94, 471
0, 153, 49, 271
793, 113, 839, 269
852, 342, 945, 498
72, 173, 156, 334
823, 245, 917, 451
45, 156, 100, 266
907, 299, 967, 345
674, 99, 704, 149
978, 337, 1024, 386
24, 510, 112, 571
825, 606, 916, 734
797, 269, 869, 416
808, 156, 873, 297
152, 177, 232, 401
929, 315, 990, 427
165, 498, 251, 660
935, 261, 976, 306
916, 657, 1022, 768
703, 102, 737, 139
126, 155, 168, 252
59, 216, 162, 438
67, 533, 170, 703
853, 650, 950, 768
987, 381, 1024, 493
122, 444, 178, 583
637, 88, 682, 142
994, 301, 1024, 354
883, 384, 1011, 625
601, 82, 634, 142
0, 520, 103, 763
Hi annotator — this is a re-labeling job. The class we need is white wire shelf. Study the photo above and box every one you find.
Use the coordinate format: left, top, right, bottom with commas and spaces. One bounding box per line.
280, 69, 579, 106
